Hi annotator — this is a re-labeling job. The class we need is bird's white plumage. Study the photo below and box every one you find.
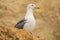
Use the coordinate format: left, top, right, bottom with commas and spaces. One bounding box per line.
24, 3, 36, 32
15, 3, 36, 32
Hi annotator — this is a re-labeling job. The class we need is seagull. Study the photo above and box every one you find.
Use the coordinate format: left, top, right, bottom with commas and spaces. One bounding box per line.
15, 3, 38, 32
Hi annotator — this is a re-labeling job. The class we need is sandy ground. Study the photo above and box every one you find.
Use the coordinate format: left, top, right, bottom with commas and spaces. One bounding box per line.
0, 26, 39, 40
0, 0, 60, 40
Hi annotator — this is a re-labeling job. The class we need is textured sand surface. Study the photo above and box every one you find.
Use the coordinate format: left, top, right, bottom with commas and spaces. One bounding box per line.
0, 26, 39, 40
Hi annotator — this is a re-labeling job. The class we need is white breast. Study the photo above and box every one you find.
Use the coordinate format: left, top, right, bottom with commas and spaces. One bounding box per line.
24, 18, 36, 32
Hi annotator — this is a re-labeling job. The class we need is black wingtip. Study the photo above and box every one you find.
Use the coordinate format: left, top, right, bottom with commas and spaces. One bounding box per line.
14, 19, 26, 29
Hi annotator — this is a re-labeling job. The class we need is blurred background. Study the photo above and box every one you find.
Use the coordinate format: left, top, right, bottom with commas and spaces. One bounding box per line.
0, 0, 60, 40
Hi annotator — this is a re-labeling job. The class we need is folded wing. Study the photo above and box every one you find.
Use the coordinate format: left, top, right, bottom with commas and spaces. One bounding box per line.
15, 19, 26, 29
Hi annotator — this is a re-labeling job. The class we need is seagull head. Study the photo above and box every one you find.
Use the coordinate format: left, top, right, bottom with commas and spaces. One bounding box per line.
27, 3, 36, 10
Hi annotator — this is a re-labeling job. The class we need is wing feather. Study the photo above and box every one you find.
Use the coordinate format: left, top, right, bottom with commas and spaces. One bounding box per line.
15, 19, 26, 29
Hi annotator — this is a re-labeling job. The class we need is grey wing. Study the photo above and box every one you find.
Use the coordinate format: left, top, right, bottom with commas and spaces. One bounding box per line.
15, 19, 26, 29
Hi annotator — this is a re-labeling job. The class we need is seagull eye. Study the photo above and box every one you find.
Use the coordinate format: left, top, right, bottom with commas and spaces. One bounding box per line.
32, 5, 34, 6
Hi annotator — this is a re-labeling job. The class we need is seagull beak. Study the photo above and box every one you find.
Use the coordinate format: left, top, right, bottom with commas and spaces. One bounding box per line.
35, 7, 40, 9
